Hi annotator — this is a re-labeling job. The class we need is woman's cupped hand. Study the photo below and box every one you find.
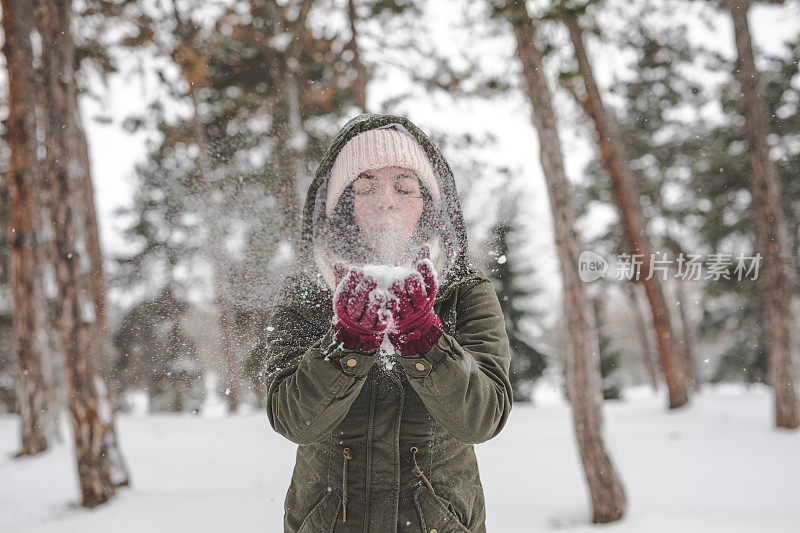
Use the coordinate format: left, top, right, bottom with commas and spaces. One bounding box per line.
332, 244, 443, 356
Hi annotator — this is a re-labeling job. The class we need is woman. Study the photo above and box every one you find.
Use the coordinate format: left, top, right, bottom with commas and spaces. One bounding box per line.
264, 113, 512, 532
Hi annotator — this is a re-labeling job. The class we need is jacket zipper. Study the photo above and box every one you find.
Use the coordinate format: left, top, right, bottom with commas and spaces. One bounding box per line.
342, 447, 352, 522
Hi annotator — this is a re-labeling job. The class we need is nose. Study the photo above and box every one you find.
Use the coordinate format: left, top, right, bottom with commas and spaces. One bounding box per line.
374, 181, 397, 210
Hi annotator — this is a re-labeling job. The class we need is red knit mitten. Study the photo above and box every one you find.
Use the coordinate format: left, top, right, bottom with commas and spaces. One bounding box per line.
332, 262, 395, 353
387, 244, 444, 356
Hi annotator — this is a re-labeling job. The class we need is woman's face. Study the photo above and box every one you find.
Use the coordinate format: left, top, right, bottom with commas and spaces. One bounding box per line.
352, 166, 424, 265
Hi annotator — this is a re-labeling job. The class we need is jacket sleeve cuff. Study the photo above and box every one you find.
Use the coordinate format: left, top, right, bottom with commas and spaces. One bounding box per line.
396, 334, 450, 378
316, 327, 381, 378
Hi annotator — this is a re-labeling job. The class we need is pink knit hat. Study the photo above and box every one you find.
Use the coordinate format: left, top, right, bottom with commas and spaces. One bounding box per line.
326, 124, 442, 216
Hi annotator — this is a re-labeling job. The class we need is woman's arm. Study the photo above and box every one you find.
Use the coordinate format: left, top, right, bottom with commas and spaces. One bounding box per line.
264, 302, 379, 445
396, 276, 513, 444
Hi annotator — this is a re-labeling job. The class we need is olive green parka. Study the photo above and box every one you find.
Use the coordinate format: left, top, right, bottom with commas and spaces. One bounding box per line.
264, 113, 512, 532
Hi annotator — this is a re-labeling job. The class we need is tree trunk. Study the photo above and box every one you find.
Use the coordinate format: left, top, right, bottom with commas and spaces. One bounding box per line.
33, 56, 68, 448
36, 0, 129, 506
270, 85, 304, 250
74, 112, 106, 330
727, 0, 799, 428
346, 0, 369, 112
673, 276, 699, 391
498, 0, 626, 523
625, 283, 659, 392
563, 12, 688, 409
2, 0, 49, 457
218, 294, 241, 412
70, 46, 130, 474
264, 0, 306, 248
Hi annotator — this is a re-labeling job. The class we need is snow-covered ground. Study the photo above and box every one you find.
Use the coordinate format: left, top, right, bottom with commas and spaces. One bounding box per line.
1, 383, 798, 532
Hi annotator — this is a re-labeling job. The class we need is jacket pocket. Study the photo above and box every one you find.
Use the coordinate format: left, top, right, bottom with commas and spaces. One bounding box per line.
412, 484, 471, 533
297, 487, 341, 533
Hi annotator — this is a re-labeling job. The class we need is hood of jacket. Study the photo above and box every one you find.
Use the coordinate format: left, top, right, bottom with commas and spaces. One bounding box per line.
296, 112, 477, 297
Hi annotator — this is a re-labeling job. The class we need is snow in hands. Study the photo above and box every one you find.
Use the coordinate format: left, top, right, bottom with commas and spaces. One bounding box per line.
332, 244, 439, 368
360, 263, 418, 368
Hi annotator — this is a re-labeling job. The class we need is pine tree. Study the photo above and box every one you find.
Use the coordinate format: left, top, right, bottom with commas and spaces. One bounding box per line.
569, 0, 707, 392
663, 18, 800, 397
112, 286, 202, 412
725, 0, 798, 428
484, 194, 548, 403
590, 296, 623, 400
554, 0, 689, 408
112, 0, 372, 411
